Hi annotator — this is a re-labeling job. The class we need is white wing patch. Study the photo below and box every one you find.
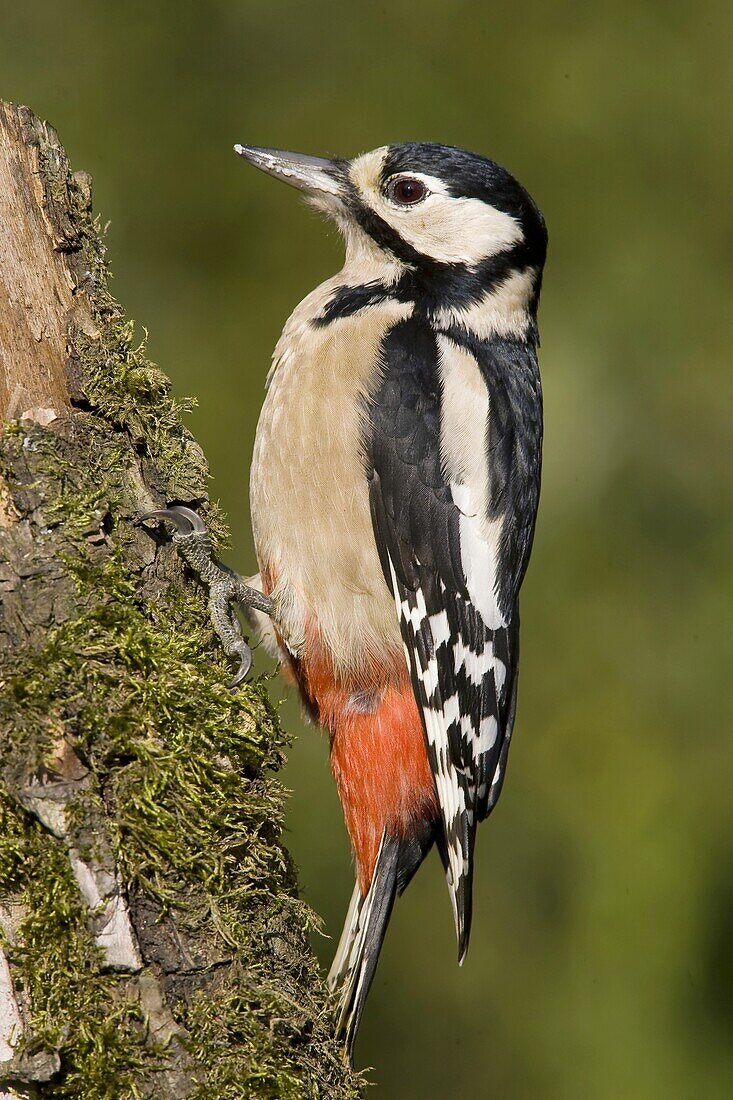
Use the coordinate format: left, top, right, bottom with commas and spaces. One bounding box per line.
456, 497, 506, 630
437, 334, 506, 631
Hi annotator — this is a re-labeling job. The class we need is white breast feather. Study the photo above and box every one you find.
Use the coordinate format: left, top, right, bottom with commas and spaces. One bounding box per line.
251, 281, 413, 674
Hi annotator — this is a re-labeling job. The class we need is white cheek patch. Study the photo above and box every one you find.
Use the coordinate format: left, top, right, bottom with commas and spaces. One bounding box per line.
387, 190, 523, 265
349, 157, 524, 267
354, 167, 524, 266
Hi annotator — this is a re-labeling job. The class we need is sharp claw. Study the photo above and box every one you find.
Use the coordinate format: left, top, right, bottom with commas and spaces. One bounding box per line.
141, 505, 260, 688
228, 644, 253, 689
140, 505, 207, 536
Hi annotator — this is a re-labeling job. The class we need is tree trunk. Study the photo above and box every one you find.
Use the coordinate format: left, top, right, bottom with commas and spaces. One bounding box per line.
0, 102, 360, 1100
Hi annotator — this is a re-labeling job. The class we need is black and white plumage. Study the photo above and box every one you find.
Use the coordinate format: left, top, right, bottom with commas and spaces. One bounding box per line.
366, 311, 541, 959
235, 139, 547, 1057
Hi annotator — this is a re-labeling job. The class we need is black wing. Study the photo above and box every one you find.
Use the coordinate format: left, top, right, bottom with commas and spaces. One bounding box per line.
364, 313, 541, 959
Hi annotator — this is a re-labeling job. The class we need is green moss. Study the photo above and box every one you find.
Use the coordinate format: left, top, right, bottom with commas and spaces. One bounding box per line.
1, 507, 359, 1093
0, 123, 361, 1098
185, 967, 354, 1100
1, 566, 323, 1095
73, 320, 210, 508
0, 791, 155, 1099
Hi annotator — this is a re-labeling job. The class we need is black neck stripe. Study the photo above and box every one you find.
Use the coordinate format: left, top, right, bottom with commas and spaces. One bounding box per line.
347, 194, 542, 314
311, 281, 410, 327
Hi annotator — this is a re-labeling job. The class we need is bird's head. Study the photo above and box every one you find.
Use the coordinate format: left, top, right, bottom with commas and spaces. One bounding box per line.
235, 141, 546, 316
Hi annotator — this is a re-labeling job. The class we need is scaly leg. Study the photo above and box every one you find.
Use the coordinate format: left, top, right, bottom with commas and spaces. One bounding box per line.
142, 506, 274, 688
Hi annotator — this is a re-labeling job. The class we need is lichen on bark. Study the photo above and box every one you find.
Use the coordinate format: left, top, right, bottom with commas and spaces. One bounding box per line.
0, 102, 361, 1099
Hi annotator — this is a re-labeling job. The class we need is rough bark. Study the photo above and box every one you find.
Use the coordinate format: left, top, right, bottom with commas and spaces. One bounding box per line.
0, 102, 361, 1100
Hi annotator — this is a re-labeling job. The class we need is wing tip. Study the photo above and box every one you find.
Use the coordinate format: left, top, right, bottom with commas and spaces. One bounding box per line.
437, 826, 475, 967
448, 862, 474, 967
455, 898, 472, 966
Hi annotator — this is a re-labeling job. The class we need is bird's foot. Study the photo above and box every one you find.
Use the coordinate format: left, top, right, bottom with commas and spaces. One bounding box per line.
142, 505, 274, 688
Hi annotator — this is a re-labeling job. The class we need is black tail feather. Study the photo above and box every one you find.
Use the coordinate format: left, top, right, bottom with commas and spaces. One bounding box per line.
336, 833, 400, 1060
331, 823, 436, 1061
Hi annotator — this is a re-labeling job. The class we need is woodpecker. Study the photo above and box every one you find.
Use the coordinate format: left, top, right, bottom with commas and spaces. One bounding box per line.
147, 141, 546, 1058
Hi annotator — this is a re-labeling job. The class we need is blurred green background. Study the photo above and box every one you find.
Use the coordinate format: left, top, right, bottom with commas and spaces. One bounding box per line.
3, 1, 732, 1096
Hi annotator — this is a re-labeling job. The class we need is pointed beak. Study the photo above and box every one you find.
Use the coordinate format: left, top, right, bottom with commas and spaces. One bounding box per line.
233, 144, 344, 197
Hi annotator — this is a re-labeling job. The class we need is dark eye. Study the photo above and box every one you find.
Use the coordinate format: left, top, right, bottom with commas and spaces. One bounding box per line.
386, 176, 428, 206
